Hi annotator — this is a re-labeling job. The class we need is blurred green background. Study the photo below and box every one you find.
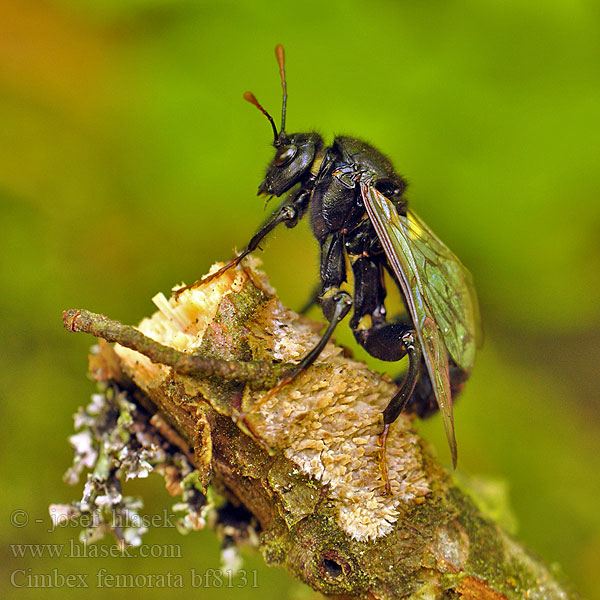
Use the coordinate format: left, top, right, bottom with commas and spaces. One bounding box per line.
1, 0, 599, 598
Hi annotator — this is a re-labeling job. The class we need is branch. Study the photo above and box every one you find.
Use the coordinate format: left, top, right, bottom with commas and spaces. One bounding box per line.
61, 259, 578, 600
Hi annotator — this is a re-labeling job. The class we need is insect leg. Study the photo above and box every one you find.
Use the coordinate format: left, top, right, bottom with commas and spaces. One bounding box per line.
256, 234, 351, 401
348, 255, 387, 334
289, 290, 352, 378
349, 256, 413, 365
382, 331, 422, 424
354, 317, 423, 423
252, 288, 351, 409
347, 255, 425, 493
377, 332, 422, 494
290, 233, 352, 376
175, 191, 309, 296
318, 233, 347, 313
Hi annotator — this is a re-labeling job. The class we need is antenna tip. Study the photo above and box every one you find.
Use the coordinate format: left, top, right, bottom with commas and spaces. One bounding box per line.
275, 44, 285, 66
243, 91, 264, 113
243, 90, 279, 142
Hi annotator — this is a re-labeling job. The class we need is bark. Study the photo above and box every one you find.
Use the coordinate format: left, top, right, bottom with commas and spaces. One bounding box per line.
62, 260, 578, 600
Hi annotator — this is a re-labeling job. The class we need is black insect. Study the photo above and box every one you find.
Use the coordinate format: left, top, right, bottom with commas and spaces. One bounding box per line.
177, 45, 481, 480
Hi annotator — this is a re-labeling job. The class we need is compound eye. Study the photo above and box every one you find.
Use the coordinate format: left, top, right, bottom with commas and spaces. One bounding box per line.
274, 145, 297, 167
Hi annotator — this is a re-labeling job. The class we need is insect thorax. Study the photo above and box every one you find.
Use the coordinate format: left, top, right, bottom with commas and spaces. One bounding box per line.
309, 136, 407, 241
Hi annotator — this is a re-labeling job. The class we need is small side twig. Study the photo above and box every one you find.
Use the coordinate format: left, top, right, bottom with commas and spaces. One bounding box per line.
63, 308, 294, 389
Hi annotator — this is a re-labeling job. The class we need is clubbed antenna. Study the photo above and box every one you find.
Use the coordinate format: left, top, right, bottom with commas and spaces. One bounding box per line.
274, 44, 287, 134
243, 91, 279, 144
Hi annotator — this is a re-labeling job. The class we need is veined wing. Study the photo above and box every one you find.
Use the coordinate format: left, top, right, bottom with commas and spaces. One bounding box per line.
397, 209, 481, 372
360, 182, 480, 466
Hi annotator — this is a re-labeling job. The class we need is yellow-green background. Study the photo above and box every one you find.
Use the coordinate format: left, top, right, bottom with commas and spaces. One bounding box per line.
1, 1, 599, 598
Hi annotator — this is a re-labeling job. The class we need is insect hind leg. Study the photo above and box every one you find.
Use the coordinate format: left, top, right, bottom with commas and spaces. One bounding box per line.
348, 255, 426, 422
353, 321, 422, 496
348, 253, 424, 494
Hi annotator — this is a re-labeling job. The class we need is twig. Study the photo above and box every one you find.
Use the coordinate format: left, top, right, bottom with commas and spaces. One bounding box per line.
63, 308, 294, 389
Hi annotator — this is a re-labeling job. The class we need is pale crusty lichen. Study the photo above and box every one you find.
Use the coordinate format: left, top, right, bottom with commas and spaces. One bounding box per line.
115, 259, 430, 541
52, 384, 207, 548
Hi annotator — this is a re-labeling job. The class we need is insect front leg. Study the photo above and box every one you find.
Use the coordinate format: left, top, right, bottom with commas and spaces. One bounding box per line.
175, 189, 311, 296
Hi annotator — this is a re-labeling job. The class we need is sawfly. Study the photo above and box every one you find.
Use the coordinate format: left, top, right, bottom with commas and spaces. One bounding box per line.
177, 45, 481, 483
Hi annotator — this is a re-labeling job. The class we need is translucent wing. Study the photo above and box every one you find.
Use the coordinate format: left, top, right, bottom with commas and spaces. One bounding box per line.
397, 209, 481, 372
360, 182, 481, 467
